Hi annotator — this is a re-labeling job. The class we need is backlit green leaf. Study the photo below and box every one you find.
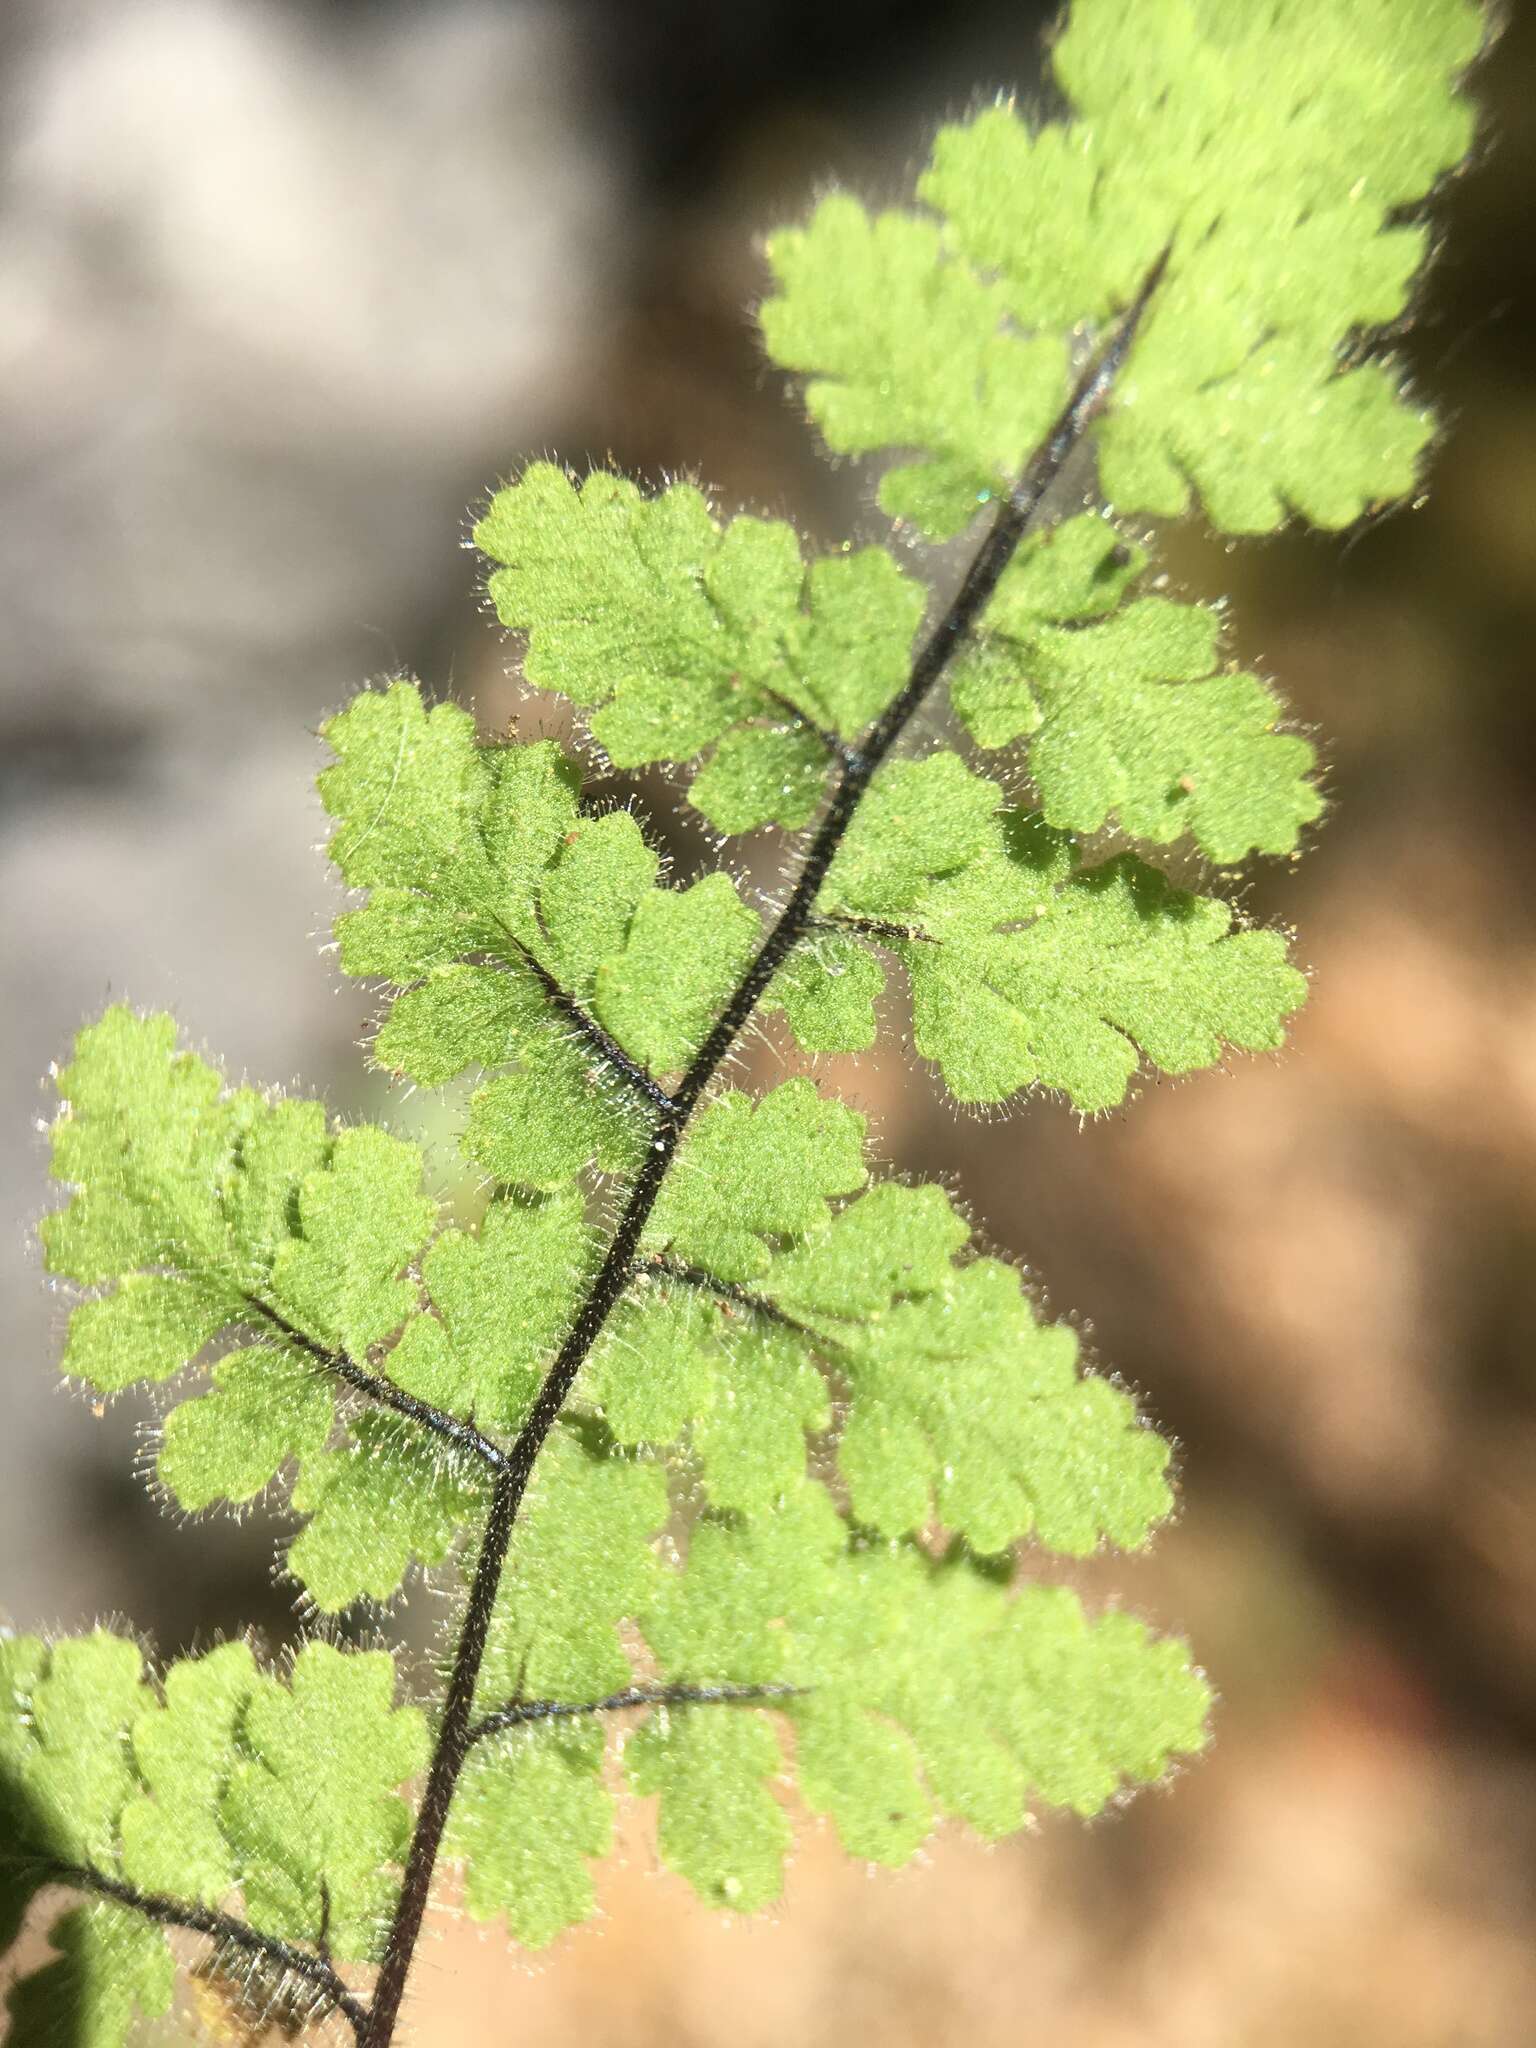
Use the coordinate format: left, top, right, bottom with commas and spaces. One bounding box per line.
626, 1706, 791, 1912
815, 813, 1305, 1109
647, 1081, 867, 1283
450, 1726, 612, 1949
287, 1416, 486, 1611
594, 873, 760, 1074
321, 681, 772, 1179
583, 1278, 828, 1513
477, 1426, 667, 1705
388, 1188, 591, 1433
764, 926, 885, 1054
688, 721, 828, 835
18, 1, 1480, 2002
5, 1907, 174, 2048
119, 1643, 259, 1903
158, 1346, 334, 1510
765, 0, 1482, 534
952, 514, 1321, 860
0, 1633, 423, 1998
268, 1125, 436, 1358
631, 1486, 1209, 1899
220, 1643, 426, 1961
44, 1009, 434, 1402
761, 199, 1066, 539
475, 468, 924, 786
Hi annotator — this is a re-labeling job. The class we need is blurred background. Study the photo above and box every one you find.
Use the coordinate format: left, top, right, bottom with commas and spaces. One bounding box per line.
3, 1, 1535, 2042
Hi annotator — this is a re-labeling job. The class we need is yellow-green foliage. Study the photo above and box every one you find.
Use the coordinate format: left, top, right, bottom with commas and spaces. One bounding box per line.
5, 3, 1483, 2039
763, 0, 1481, 535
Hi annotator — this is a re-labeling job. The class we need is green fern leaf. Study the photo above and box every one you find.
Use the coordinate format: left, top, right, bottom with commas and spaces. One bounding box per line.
267, 1125, 436, 1357
451, 1726, 613, 1949
593, 871, 760, 1072
764, 924, 886, 1053
321, 684, 649, 1183
0, 1640, 48, 1951
585, 1098, 1168, 1553
386, 1187, 591, 1433
321, 680, 775, 1180
44, 1010, 434, 1398
645, 1080, 868, 1283
821, 751, 1003, 909
808, 775, 1305, 1106
763, 0, 1481, 535
823, 1259, 1168, 1554
474, 1426, 667, 1705
627, 1708, 792, 1912
631, 1485, 1208, 1903
583, 1281, 829, 1514
763, 1188, 1168, 1553
760, 199, 1065, 540
5, 1908, 175, 2048
476, 466, 802, 764
763, 1180, 966, 1314
474, 466, 925, 819
952, 513, 1322, 860
42, 1010, 533, 1605
14, 2, 1485, 2015
413, 977, 644, 1187
903, 856, 1303, 1111
286, 1417, 487, 1611
446, 1432, 666, 1942
157, 1346, 336, 1510
687, 721, 830, 834
215, 1644, 425, 1960
118, 1643, 259, 1902
0, 1632, 175, 2047
2, 1632, 154, 1871
0, 1634, 422, 2034
59, 1275, 235, 1399
821, 759, 1070, 934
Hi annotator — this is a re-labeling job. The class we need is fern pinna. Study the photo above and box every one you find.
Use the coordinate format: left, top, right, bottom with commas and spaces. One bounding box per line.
3, 3, 1484, 2041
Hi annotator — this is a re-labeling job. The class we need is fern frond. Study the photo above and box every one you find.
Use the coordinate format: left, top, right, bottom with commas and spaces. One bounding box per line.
953, 512, 1323, 861
10, 3, 1488, 2038
762, 0, 1482, 535
0, 1632, 420, 2038
41, 1009, 589, 1608
474, 466, 925, 807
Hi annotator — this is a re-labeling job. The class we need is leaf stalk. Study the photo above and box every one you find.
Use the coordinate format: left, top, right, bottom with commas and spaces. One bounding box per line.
244, 1297, 512, 1475
36, 1862, 368, 2037
466, 1682, 805, 1747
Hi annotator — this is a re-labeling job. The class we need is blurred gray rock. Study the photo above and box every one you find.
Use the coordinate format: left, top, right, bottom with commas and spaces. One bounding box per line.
0, 0, 627, 1631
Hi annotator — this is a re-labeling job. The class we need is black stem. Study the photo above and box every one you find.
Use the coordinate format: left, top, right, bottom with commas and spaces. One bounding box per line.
467, 1682, 805, 1747
360, 249, 1168, 2048
39, 1862, 367, 2036
761, 687, 858, 769
810, 912, 939, 948
243, 1297, 510, 1475
361, 1466, 517, 2045
492, 922, 680, 1122
317, 1877, 335, 1971
643, 1258, 827, 1342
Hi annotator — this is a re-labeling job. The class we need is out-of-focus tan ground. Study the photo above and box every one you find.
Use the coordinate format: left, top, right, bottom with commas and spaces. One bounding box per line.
3, 2, 1535, 2042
